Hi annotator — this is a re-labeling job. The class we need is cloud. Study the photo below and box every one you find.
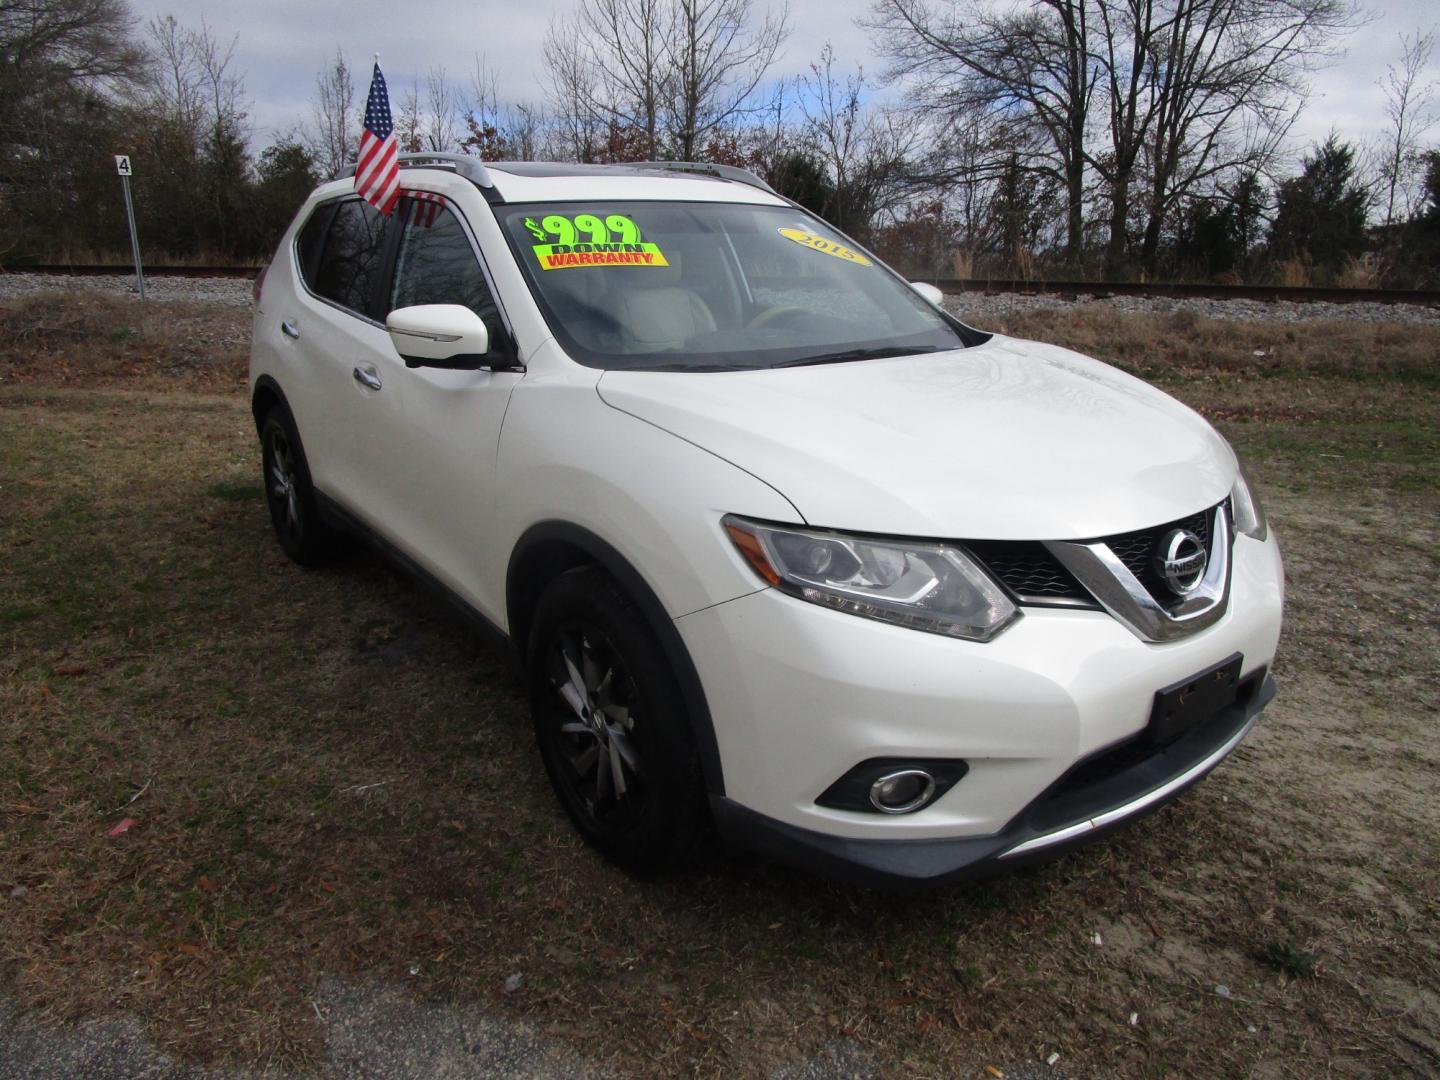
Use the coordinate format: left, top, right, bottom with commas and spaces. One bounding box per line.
125, 0, 1439, 161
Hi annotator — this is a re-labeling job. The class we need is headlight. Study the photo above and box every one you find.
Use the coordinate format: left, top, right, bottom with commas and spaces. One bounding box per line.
723, 516, 1020, 641
1231, 461, 1268, 541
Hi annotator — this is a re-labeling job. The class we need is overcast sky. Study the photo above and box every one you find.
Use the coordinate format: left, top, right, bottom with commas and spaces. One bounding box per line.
124, 0, 1439, 165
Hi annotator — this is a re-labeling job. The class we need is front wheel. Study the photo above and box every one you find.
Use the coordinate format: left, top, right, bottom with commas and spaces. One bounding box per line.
528, 568, 704, 874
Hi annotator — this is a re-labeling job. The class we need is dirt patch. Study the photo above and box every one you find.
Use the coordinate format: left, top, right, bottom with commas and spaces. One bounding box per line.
0, 294, 1437, 1077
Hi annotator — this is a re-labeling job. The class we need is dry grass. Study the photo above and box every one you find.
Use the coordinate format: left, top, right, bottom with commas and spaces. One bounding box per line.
1275, 257, 1312, 288
1336, 255, 1381, 291
981, 302, 1440, 386
2, 292, 1438, 1076
0, 292, 248, 390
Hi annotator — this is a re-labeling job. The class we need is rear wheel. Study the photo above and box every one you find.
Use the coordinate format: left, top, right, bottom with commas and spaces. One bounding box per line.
528, 568, 704, 874
260, 406, 340, 566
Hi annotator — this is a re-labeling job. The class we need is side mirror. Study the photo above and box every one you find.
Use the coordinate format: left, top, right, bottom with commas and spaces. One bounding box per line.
386, 304, 491, 370
910, 281, 945, 307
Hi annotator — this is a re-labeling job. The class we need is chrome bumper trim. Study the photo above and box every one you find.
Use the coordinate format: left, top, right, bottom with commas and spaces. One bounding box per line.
998, 715, 1257, 859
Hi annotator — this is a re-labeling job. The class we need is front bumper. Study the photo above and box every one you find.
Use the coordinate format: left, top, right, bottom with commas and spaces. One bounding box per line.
675, 529, 1284, 885
711, 672, 1274, 889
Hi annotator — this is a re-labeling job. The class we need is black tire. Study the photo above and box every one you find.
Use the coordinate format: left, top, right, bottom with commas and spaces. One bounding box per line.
259, 405, 340, 566
528, 567, 704, 874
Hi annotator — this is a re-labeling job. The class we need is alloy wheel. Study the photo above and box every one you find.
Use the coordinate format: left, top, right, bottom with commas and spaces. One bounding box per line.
266, 427, 302, 543
546, 625, 646, 826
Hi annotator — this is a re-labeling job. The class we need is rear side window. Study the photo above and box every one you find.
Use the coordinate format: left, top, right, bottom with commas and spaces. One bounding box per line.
294, 203, 335, 288
312, 200, 393, 317
389, 199, 500, 339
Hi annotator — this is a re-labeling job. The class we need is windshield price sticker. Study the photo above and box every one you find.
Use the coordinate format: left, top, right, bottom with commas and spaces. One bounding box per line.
777, 227, 871, 266
525, 213, 669, 270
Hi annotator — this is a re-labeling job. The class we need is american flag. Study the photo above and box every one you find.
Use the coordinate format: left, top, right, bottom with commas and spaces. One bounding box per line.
408, 189, 444, 228
356, 61, 399, 214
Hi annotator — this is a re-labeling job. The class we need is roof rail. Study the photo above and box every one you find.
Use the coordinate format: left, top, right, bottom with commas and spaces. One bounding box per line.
626, 160, 777, 195
333, 152, 495, 189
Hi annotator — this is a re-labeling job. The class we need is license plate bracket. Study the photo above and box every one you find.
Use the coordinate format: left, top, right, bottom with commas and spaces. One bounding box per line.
1148, 652, 1244, 745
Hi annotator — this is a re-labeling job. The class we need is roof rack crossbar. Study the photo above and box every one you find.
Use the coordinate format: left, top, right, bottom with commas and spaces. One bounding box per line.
626, 160, 777, 195
333, 152, 495, 189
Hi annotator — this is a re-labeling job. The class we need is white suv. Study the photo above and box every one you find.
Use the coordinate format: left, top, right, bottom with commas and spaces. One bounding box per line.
250, 155, 1284, 887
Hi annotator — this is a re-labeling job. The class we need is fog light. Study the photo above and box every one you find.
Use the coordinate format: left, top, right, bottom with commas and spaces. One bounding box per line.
869, 769, 937, 814
816, 758, 966, 814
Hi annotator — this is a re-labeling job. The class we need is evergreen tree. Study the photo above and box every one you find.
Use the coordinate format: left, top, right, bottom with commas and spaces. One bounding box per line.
253, 141, 318, 256
1267, 137, 1370, 277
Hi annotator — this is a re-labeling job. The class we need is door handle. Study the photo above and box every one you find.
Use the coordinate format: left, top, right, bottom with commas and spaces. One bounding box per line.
352, 366, 382, 391
281, 320, 300, 339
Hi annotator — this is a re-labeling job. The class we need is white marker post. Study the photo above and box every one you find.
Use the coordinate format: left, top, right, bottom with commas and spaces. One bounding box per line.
114, 154, 145, 300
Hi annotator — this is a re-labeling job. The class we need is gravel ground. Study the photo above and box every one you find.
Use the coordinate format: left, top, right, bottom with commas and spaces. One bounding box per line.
0, 980, 587, 1079
945, 288, 1440, 326
0, 273, 254, 308
1, 271, 1436, 325
0, 989, 1069, 1078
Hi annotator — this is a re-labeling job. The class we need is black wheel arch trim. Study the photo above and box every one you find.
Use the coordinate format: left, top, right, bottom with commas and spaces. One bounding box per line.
251, 376, 320, 499
507, 521, 725, 798
250, 374, 291, 432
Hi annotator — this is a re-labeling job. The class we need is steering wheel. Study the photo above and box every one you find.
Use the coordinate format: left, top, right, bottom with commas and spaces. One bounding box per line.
747, 304, 813, 329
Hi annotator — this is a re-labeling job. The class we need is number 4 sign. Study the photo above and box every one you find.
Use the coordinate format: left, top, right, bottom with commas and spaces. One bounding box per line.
113, 153, 144, 299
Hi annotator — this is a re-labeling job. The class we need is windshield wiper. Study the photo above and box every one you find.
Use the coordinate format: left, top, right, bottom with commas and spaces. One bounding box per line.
770, 345, 943, 369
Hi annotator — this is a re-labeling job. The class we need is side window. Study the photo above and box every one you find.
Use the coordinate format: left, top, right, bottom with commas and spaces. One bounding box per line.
389, 199, 500, 342
313, 200, 393, 317
294, 203, 335, 289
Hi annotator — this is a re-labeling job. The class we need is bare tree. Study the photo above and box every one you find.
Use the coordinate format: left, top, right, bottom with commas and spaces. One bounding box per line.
395, 81, 423, 152
308, 49, 354, 177
866, 0, 1098, 264
666, 0, 789, 160
0, 0, 144, 142
461, 54, 520, 160
192, 20, 244, 136
544, 0, 669, 158
144, 14, 205, 133
800, 44, 913, 233
143, 16, 246, 144
543, 15, 608, 160
1128, 0, 1362, 271
1092, 0, 1163, 274
871, 0, 1360, 271
1376, 28, 1437, 227
128, 15, 253, 255
0, 0, 146, 254
543, 0, 787, 161
469, 55, 502, 135
0, 0, 141, 82
423, 66, 462, 152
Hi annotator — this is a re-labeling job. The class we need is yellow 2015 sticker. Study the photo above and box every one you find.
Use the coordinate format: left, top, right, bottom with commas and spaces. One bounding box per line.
525, 213, 669, 270
777, 227, 872, 266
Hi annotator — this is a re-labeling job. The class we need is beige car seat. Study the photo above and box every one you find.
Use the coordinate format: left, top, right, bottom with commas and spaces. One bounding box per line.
609, 250, 718, 352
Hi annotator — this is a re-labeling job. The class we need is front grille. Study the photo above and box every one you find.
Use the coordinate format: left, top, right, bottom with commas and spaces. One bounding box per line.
964, 541, 1093, 605
1093, 503, 1219, 607
964, 500, 1225, 611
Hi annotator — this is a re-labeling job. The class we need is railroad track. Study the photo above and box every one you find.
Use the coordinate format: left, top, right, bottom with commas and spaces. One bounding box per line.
4, 264, 1438, 306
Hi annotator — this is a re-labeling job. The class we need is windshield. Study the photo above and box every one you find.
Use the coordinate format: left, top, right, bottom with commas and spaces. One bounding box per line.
502, 201, 971, 371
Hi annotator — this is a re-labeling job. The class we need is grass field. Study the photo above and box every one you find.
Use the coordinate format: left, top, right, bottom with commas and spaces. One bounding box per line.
1, 293, 1437, 1077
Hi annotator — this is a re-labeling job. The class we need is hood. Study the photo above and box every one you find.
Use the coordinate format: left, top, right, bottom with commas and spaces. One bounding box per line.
596, 335, 1236, 540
